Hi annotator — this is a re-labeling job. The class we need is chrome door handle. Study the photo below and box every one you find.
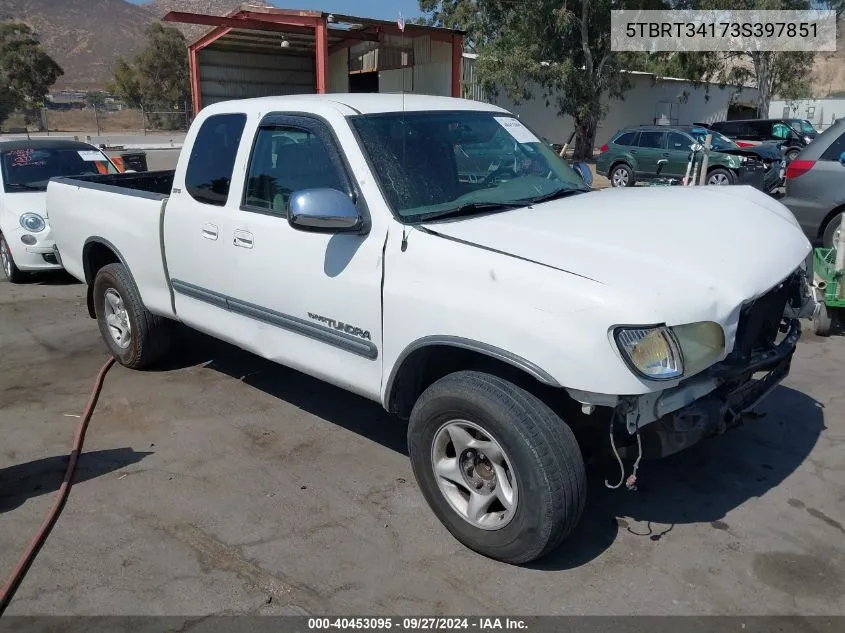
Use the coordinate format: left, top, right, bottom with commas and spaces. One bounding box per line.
201, 223, 218, 240
233, 230, 254, 249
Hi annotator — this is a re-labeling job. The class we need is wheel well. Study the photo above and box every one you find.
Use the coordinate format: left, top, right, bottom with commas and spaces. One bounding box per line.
387, 345, 582, 423
82, 241, 120, 318
818, 205, 845, 239
608, 160, 630, 175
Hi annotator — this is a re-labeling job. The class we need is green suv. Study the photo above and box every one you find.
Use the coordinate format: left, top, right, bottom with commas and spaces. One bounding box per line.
595, 125, 784, 192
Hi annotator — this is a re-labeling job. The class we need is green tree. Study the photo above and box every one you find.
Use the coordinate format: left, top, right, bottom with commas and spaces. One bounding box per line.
108, 23, 189, 129
0, 22, 63, 128
648, 0, 829, 117
107, 57, 142, 108
420, 1, 664, 159
86, 90, 107, 108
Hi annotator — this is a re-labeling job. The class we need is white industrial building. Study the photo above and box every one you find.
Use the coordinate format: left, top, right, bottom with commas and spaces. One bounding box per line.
463, 55, 760, 148
769, 98, 845, 131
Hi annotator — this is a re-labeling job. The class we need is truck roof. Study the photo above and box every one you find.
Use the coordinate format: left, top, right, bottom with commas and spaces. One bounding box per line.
201, 93, 509, 117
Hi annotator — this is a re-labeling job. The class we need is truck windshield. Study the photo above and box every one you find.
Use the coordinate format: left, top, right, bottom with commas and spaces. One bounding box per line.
1, 146, 118, 193
349, 111, 590, 222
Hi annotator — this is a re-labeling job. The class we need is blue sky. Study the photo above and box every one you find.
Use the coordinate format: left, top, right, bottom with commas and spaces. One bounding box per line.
126, 0, 424, 21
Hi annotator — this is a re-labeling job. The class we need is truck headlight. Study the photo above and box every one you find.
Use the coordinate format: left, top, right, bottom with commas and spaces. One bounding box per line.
20, 213, 46, 233
672, 321, 725, 376
614, 326, 683, 380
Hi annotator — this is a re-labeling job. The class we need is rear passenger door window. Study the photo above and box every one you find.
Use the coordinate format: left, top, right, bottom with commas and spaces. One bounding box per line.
637, 131, 665, 149
185, 113, 247, 206
242, 124, 347, 217
613, 131, 636, 146
819, 130, 845, 162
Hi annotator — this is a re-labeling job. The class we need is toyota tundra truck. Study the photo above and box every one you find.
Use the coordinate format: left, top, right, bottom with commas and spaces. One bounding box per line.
46, 94, 814, 564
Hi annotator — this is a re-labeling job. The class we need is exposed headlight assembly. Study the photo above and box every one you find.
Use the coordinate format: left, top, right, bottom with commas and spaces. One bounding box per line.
19, 213, 46, 233
614, 321, 725, 381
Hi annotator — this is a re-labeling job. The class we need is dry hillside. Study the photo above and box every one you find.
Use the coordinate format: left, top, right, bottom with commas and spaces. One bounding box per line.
0, 0, 259, 89
810, 16, 845, 97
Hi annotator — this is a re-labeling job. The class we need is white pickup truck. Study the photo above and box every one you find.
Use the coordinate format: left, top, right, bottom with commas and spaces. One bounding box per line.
47, 94, 814, 564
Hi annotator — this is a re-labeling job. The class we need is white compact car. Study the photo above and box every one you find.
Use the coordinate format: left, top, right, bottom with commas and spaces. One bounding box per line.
0, 139, 119, 283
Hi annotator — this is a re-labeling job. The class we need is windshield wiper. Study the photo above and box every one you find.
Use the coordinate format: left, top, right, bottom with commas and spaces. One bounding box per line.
524, 187, 587, 205
413, 201, 529, 223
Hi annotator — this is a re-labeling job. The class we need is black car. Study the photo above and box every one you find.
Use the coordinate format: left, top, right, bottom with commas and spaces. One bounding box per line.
708, 118, 817, 161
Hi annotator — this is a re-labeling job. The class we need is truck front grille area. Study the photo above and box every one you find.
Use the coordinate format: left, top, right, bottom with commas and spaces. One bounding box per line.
729, 271, 800, 362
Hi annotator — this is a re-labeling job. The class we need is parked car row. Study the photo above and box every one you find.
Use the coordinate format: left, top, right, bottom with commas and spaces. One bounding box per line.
596, 115, 843, 249
595, 124, 784, 192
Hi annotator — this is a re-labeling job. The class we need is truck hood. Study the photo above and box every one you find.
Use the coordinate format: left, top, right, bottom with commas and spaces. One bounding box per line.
421, 185, 811, 319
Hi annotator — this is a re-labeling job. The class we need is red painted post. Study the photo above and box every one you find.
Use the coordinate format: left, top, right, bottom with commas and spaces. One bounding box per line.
451, 34, 463, 98
189, 46, 202, 115
316, 18, 329, 93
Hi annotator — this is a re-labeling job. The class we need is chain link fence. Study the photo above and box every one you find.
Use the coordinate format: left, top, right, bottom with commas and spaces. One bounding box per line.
0, 103, 193, 135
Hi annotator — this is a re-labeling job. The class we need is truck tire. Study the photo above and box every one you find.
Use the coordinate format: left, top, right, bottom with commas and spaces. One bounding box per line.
407, 370, 586, 564
1, 234, 24, 284
93, 263, 170, 368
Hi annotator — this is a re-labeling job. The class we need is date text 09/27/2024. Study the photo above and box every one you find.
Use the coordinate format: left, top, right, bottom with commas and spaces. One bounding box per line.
307, 617, 528, 631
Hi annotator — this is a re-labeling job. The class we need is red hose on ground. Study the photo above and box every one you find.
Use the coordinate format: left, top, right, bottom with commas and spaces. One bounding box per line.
0, 357, 116, 615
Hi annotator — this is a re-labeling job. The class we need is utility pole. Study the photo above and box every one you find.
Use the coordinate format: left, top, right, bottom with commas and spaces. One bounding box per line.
94, 103, 101, 136
698, 134, 712, 185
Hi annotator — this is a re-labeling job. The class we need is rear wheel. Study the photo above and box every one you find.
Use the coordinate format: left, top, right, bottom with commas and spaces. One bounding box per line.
609, 163, 633, 187
93, 263, 170, 368
0, 234, 24, 284
706, 167, 734, 186
821, 212, 843, 250
407, 370, 586, 564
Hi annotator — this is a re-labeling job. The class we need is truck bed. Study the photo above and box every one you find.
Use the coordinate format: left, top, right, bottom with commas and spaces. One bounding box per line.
54, 170, 175, 198
47, 170, 177, 319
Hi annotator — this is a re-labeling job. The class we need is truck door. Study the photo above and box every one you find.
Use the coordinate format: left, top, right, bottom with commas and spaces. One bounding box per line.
221, 114, 386, 401
163, 111, 248, 331
664, 131, 695, 178
633, 130, 665, 177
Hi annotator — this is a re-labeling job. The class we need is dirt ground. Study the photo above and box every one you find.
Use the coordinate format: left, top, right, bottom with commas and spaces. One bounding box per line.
1, 268, 844, 617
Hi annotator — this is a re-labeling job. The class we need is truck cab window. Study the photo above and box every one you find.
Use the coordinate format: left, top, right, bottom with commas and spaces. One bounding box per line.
242, 126, 345, 216
185, 113, 246, 206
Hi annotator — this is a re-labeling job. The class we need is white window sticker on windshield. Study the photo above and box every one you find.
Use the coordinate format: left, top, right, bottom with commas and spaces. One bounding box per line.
77, 150, 105, 162
494, 117, 540, 144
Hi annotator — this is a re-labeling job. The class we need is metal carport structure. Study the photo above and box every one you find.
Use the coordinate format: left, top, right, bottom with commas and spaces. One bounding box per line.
162, 4, 466, 115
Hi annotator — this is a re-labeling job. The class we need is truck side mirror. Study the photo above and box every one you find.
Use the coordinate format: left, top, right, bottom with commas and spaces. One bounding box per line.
288, 188, 366, 233
571, 161, 593, 187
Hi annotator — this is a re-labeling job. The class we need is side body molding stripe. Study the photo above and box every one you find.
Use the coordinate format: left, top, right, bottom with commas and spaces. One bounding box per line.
170, 279, 378, 360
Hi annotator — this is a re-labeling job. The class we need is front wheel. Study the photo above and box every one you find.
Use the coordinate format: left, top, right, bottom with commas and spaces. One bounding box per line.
93, 263, 171, 368
785, 148, 800, 162
407, 371, 587, 564
1, 234, 25, 284
706, 167, 734, 186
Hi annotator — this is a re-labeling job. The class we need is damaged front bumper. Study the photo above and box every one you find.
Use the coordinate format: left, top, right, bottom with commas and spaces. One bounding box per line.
617, 317, 800, 459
